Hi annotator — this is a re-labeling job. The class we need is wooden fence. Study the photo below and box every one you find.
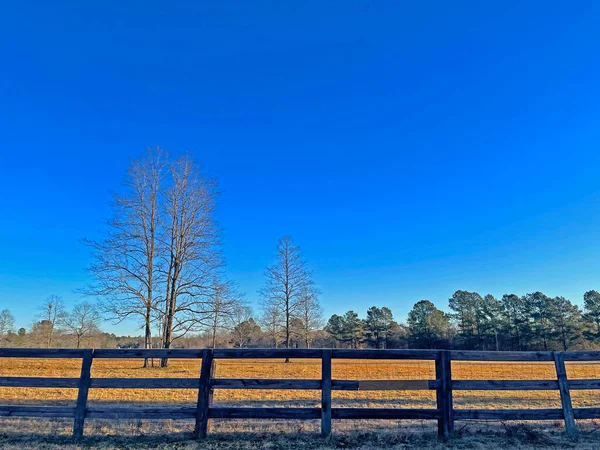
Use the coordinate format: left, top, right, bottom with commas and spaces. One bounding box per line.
1, 348, 599, 441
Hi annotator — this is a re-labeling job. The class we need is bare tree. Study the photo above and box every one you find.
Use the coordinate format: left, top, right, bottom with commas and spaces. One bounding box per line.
260, 236, 314, 361
37, 295, 65, 348
0, 309, 15, 347
82, 150, 222, 367
297, 286, 323, 348
260, 302, 285, 348
60, 302, 101, 348
159, 155, 222, 366
205, 280, 244, 348
228, 305, 260, 348
83, 149, 164, 367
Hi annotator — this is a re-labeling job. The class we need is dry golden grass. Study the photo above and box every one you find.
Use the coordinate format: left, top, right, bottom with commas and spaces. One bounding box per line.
1, 357, 600, 411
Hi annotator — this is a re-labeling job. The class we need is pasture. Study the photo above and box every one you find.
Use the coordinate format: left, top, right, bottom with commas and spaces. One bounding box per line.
2, 355, 600, 448
4, 357, 600, 408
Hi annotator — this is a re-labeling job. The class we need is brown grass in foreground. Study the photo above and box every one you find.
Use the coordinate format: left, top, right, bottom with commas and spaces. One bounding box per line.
2, 417, 600, 449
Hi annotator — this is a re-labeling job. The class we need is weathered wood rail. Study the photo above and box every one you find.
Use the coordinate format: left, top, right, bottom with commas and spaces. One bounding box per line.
0, 348, 599, 440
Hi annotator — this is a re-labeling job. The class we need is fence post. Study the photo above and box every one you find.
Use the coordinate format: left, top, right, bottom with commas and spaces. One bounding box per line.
321, 349, 332, 437
194, 349, 214, 439
73, 349, 93, 441
435, 350, 453, 439
554, 352, 577, 437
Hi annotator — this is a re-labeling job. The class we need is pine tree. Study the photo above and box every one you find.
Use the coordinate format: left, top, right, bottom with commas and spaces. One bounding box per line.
583, 290, 600, 342
550, 296, 582, 351
407, 300, 450, 349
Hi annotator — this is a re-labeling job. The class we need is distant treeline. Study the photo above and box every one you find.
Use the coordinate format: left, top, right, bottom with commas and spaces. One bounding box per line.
2, 289, 599, 352
324, 290, 600, 351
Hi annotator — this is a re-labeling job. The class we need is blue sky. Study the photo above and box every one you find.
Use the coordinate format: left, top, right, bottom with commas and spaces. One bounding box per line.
1, 2, 600, 334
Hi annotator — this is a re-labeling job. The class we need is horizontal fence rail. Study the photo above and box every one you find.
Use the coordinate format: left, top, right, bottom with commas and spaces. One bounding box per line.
1, 348, 600, 440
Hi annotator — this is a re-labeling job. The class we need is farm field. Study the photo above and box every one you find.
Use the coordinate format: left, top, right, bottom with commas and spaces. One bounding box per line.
2, 357, 600, 408
2, 357, 600, 448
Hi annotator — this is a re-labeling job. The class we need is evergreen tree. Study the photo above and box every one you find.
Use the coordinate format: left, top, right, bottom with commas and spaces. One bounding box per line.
343, 311, 364, 348
325, 311, 364, 348
583, 290, 600, 342
525, 292, 553, 351
407, 300, 450, 349
448, 290, 483, 349
550, 296, 582, 351
480, 294, 504, 351
326, 314, 347, 347
386, 321, 408, 349
364, 306, 394, 349
501, 294, 527, 350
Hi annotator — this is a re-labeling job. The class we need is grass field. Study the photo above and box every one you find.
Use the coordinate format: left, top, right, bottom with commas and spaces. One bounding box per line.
2, 357, 600, 448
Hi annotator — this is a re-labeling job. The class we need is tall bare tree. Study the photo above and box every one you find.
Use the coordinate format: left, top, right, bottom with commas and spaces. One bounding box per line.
37, 295, 65, 348
297, 286, 323, 348
260, 236, 314, 361
83, 149, 221, 367
60, 302, 101, 348
159, 155, 221, 366
83, 149, 165, 366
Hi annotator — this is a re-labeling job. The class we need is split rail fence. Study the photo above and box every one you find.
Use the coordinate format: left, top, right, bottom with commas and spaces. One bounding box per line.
0, 348, 599, 440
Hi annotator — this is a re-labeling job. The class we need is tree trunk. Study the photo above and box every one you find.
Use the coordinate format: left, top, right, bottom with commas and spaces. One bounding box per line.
161, 283, 176, 368
285, 299, 290, 363
494, 328, 499, 351
143, 307, 152, 368
211, 302, 219, 348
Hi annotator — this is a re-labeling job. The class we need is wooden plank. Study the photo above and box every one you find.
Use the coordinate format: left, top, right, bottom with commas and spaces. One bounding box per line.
562, 351, 600, 361
208, 359, 215, 421
573, 408, 600, 419
86, 407, 196, 419
208, 407, 321, 419
435, 353, 445, 438
332, 380, 359, 390
73, 349, 93, 440
0, 348, 87, 358
0, 405, 76, 417
321, 349, 332, 437
358, 379, 436, 390
452, 380, 559, 390
90, 378, 200, 389
331, 408, 439, 419
436, 350, 453, 439
454, 408, 564, 420
568, 380, 600, 390
194, 349, 214, 439
554, 352, 577, 437
450, 350, 554, 361
212, 349, 323, 359
93, 349, 204, 359
211, 378, 321, 389
332, 349, 439, 360
444, 351, 454, 436
1, 348, 599, 361
210, 378, 437, 391
0, 377, 80, 388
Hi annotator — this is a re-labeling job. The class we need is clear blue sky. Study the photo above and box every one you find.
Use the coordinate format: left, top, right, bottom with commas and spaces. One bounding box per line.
1, 2, 600, 334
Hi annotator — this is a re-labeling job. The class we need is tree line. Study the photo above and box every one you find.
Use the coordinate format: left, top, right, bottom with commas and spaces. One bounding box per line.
3, 289, 600, 353
325, 290, 600, 351
2, 148, 599, 355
